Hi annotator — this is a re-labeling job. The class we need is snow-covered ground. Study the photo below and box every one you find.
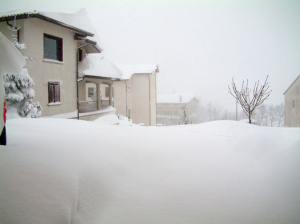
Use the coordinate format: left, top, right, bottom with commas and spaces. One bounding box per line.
0, 118, 300, 224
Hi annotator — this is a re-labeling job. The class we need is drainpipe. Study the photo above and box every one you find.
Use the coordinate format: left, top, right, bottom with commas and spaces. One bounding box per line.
76, 44, 89, 120
149, 73, 151, 126
125, 81, 128, 117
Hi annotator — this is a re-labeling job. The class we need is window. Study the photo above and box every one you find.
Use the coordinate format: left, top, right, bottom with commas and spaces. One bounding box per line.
44, 34, 63, 61
164, 110, 170, 115
88, 87, 94, 97
292, 100, 295, 109
48, 82, 60, 103
105, 87, 109, 97
78, 48, 83, 62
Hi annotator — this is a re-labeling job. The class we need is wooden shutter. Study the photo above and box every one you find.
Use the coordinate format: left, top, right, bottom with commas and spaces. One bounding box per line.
55, 84, 60, 102
48, 82, 60, 103
48, 83, 54, 103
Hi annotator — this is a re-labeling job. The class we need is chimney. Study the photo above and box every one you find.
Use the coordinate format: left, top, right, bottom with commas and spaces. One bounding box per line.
180, 95, 182, 102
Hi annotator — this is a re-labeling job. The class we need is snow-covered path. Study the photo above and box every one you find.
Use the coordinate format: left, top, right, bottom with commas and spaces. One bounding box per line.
1, 118, 300, 223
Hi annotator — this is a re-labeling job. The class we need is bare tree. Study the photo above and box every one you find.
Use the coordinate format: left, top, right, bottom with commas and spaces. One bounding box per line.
228, 76, 271, 124
255, 103, 284, 127
180, 105, 190, 125
268, 105, 275, 127
206, 102, 221, 121
221, 109, 235, 120
275, 103, 285, 127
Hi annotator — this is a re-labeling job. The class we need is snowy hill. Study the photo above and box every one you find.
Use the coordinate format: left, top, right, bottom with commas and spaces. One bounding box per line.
1, 119, 300, 223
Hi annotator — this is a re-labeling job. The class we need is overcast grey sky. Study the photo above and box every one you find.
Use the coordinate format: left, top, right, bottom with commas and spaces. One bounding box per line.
2, 0, 300, 111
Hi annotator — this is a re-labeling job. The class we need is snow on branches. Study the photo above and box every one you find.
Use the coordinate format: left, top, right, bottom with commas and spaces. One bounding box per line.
180, 105, 190, 125
3, 70, 42, 118
228, 76, 271, 124
3, 18, 42, 118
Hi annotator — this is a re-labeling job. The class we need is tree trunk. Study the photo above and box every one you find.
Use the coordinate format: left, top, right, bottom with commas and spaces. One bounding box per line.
248, 108, 251, 124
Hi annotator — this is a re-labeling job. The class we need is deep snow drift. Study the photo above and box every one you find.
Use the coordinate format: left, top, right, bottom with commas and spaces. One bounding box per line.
0, 119, 300, 224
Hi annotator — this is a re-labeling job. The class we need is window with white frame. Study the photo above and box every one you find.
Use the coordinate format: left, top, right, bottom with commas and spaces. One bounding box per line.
105, 87, 109, 98
44, 34, 63, 61
88, 87, 94, 98
48, 82, 60, 103
104, 87, 114, 97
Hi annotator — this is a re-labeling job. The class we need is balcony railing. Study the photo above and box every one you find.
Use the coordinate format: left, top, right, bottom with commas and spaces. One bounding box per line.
79, 100, 97, 113
101, 99, 110, 108
79, 99, 111, 113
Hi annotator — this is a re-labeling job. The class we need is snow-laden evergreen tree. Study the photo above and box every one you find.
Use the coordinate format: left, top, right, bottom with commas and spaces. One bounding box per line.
4, 19, 42, 118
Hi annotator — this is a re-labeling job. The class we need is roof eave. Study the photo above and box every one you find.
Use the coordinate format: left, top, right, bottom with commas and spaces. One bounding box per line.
81, 75, 121, 81
75, 35, 102, 53
283, 75, 300, 95
0, 13, 94, 37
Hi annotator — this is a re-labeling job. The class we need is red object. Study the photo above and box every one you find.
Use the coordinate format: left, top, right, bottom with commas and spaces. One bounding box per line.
3, 98, 6, 124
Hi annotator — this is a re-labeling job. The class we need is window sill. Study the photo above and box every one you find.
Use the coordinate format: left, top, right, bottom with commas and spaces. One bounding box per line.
43, 59, 64, 64
48, 102, 61, 106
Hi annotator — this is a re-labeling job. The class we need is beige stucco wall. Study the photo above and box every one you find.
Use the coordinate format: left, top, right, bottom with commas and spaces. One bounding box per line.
113, 72, 157, 126
113, 80, 127, 116
130, 73, 158, 126
1, 18, 78, 116
149, 72, 157, 126
78, 80, 86, 101
284, 77, 300, 127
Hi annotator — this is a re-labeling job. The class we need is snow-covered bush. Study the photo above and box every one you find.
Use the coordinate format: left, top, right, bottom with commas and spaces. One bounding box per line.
3, 69, 42, 118
3, 23, 42, 118
3, 69, 34, 102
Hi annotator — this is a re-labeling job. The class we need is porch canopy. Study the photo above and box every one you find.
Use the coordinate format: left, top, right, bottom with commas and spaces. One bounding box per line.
78, 54, 123, 83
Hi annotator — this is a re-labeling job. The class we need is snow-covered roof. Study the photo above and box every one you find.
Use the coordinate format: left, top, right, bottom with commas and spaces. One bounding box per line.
78, 54, 123, 80
157, 93, 195, 104
117, 64, 158, 80
0, 8, 96, 38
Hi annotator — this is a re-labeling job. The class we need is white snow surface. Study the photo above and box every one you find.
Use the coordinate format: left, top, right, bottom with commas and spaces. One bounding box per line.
78, 54, 123, 79
94, 114, 119, 125
117, 64, 157, 80
157, 92, 195, 104
1, 119, 300, 224
0, 32, 26, 74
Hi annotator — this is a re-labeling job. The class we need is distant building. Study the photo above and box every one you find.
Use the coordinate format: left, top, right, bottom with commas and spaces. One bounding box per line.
284, 76, 300, 127
157, 93, 200, 126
